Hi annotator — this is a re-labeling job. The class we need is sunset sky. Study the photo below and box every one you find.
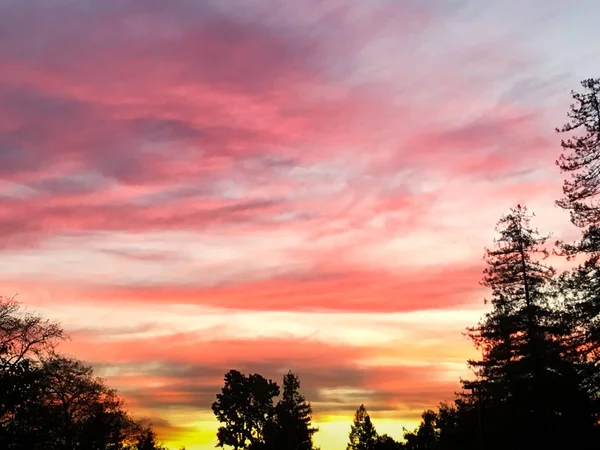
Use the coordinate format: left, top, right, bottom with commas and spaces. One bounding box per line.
1, 0, 600, 449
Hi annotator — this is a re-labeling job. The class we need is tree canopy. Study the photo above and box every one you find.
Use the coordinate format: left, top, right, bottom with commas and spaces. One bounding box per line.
0, 296, 169, 450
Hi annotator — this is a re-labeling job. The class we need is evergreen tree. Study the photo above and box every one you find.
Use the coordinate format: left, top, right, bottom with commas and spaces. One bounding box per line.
403, 410, 439, 450
463, 206, 595, 449
128, 425, 168, 450
465, 205, 555, 396
556, 78, 600, 229
267, 371, 317, 450
434, 400, 478, 450
375, 434, 402, 450
347, 405, 378, 450
555, 78, 600, 367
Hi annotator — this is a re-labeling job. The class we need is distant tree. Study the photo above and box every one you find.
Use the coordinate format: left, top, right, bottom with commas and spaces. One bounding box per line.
127, 423, 168, 450
403, 410, 439, 450
347, 405, 378, 450
212, 370, 280, 450
433, 401, 473, 450
375, 434, 402, 450
267, 371, 317, 450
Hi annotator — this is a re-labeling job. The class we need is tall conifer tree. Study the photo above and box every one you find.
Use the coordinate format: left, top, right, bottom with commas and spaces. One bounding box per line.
268, 371, 317, 450
347, 405, 378, 450
556, 78, 600, 228
464, 206, 593, 449
556, 78, 600, 365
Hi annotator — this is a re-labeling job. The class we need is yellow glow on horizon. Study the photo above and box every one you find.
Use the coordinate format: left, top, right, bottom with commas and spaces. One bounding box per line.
161, 413, 424, 450
157, 411, 219, 450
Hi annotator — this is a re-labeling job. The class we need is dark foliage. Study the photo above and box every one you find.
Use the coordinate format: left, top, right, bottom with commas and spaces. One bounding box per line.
375, 435, 403, 450
0, 297, 168, 450
211, 370, 280, 450
556, 78, 600, 228
555, 78, 600, 414
461, 206, 597, 449
402, 410, 439, 450
347, 405, 379, 450
267, 371, 318, 450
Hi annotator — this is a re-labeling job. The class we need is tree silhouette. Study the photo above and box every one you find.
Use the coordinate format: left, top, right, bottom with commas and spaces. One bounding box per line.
403, 410, 439, 450
267, 371, 317, 450
555, 78, 600, 412
433, 401, 477, 450
0, 298, 172, 450
127, 424, 167, 450
556, 78, 600, 229
347, 405, 378, 450
0, 297, 65, 449
462, 206, 596, 449
375, 434, 402, 450
0, 296, 64, 370
465, 206, 554, 383
212, 370, 280, 450
1, 353, 166, 450
42, 357, 132, 449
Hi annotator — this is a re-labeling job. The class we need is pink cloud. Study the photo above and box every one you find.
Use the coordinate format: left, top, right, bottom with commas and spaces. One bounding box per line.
0, 0, 561, 266
43, 263, 483, 313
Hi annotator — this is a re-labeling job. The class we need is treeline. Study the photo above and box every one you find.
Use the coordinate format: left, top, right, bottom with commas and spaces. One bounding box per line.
211, 78, 600, 450
0, 297, 180, 450
211, 370, 317, 450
